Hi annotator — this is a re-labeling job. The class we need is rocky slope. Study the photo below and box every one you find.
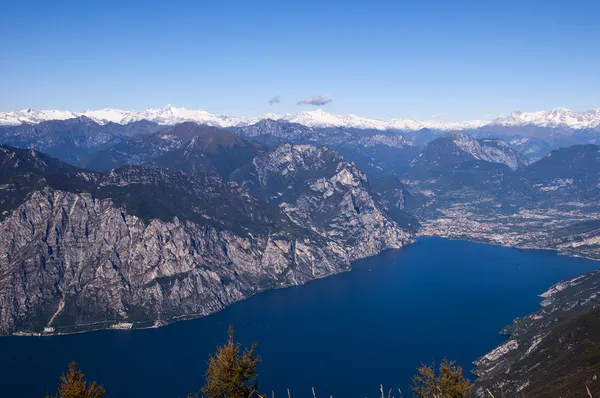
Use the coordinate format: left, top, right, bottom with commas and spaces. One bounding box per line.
473, 271, 600, 397
234, 143, 418, 240
0, 145, 413, 335
540, 219, 600, 260
408, 132, 531, 175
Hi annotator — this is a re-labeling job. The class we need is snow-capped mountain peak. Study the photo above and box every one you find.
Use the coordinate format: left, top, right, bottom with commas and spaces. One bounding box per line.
1, 105, 599, 131
493, 108, 600, 129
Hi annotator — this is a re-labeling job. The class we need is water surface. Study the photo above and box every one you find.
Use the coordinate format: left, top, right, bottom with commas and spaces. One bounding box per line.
0, 238, 598, 397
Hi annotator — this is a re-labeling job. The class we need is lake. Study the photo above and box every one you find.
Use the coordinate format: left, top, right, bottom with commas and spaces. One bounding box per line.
0, 238, 598, 398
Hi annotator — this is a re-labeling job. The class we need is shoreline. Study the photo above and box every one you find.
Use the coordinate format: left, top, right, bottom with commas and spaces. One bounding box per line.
416, 233, 600, 262
7, 235, 599, 338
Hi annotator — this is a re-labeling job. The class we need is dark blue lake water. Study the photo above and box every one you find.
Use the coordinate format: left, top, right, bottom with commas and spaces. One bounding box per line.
0, 238, 598, 398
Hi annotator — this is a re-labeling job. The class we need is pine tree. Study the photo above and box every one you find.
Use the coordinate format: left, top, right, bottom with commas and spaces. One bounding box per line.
200, 325, 260, 398
411, 358, 471, 398
47, 361, 105, 398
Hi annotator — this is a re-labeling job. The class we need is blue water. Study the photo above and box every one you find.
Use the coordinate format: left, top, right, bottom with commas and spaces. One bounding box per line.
0, 238, 598, 398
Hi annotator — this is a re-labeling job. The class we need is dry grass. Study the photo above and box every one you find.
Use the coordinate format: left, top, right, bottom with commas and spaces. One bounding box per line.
255, 384, 594, 398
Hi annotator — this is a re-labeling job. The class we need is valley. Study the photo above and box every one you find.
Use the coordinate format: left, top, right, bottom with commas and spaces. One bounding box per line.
4, 1, 600, 395
0, 107, 599, 396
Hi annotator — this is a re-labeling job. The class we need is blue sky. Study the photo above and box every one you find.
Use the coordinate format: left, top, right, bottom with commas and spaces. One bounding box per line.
1, 0, 599, 120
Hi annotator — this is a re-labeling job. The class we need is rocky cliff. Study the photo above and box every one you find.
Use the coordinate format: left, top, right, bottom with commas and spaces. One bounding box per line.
0, 144, 413, 335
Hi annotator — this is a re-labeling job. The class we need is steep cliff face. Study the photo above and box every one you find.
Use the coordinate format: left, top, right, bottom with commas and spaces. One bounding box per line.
0, 189, 352, 335
235, 144, 414, 257
0, 145, 413, 335
473, 271, 600, 397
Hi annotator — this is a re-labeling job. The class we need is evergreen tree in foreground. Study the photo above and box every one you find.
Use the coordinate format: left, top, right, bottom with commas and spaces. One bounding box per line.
200, 325, 260, 398
411, 358, 472, 398
47, 361, 105, 398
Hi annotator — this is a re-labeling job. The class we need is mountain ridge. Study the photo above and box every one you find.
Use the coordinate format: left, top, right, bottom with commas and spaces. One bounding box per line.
4, 105, 600, 131
0, 144, 413, 335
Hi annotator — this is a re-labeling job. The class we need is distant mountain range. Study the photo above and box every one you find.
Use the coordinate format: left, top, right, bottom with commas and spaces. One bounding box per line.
82, 122, 261, 178
0, 117, 162, 163
405, 132, 600, 211
3, 105, 600, 131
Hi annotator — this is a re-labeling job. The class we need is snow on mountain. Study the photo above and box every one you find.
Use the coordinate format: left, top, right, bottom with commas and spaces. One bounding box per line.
285, 109, 390, 129
0, 105, 486, 130
0, 109, 79, 125
0, 105, 253, 128
493, 108, 600, 129
1, 105, 599, 131
281, 109, 488, 130
81, 108, 140, 124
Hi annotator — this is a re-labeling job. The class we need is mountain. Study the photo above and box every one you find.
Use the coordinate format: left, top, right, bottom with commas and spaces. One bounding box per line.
275, 109, 488, 131
506, 144, 600, 209
4, 105, 600, 132
493, 108, 600, 129
0, 105, 249, 128
233, 119, 322, 144
144, 123, 260, 178
403, 132, 530, 197
233, 143, 419, 234
234, 119, 420, 177
0, 145, 413, 335
410, 131, 532, 172
466, 108, 600, 159
3, 106, 600, 164
0, 105, 488, 130
0, 145, 86, 219
0, 117, 161, 164
412, 142, 600, 260
82, 123, 260, 178
0, 145, 82, 176
471, 124, 600, 159
474, 270, 600, 397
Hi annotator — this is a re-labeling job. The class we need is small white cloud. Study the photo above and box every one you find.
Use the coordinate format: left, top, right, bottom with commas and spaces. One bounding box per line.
297, 95, 332, 106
